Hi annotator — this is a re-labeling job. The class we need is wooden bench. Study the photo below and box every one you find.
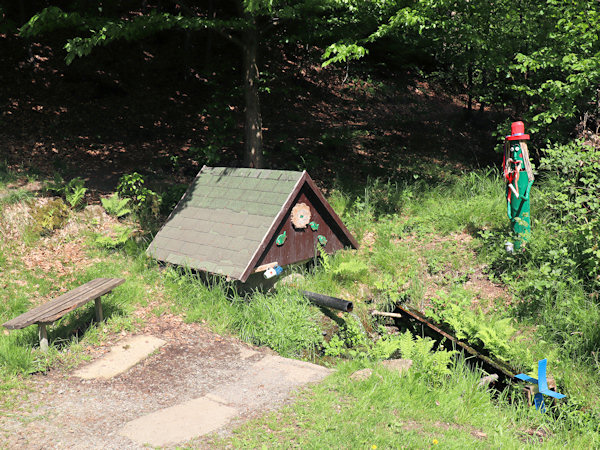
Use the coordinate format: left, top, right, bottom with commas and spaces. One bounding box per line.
2, 278, 125, 352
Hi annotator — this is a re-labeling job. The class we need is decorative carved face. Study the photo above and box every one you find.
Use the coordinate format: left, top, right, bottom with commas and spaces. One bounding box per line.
291, 203, 311, 228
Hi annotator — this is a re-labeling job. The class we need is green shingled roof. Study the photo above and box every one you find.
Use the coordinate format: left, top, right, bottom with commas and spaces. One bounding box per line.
147, 166, 304, 280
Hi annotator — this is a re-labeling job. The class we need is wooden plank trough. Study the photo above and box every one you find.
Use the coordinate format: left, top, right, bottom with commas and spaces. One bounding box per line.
2, 278, 125, 352
393, 304, 518, 380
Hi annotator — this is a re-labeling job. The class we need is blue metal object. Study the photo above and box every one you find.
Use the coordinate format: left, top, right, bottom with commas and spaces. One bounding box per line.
515, 359, 565, 412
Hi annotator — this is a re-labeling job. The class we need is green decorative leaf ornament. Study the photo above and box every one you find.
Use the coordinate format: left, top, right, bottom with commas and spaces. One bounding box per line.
276, 231, 287, 246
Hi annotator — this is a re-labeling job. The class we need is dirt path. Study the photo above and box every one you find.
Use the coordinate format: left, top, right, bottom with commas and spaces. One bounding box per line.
0, 316, 331, 449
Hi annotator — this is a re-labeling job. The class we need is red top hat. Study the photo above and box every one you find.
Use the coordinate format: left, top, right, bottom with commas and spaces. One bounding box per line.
506, 121, 530, 141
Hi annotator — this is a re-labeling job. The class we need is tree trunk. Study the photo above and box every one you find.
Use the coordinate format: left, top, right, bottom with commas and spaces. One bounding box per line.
242, 15, 263, 168
467, 62, 473, 115
203, 0, 216, 70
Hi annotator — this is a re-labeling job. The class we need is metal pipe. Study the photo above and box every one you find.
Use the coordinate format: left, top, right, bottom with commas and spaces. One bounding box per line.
301, 291, 353, 312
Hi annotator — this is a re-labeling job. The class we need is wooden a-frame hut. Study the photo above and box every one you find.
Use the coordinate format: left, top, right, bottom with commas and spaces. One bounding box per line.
147, 166, 358, 282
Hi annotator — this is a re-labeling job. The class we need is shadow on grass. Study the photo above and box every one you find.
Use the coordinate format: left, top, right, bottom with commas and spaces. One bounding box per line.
13, 297, 129, 352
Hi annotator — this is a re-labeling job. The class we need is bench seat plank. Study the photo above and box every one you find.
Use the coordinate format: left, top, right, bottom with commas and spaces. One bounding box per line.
2, 278, 125, 330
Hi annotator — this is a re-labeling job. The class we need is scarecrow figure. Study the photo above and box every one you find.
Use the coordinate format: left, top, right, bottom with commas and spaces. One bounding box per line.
503, 121, 534, 250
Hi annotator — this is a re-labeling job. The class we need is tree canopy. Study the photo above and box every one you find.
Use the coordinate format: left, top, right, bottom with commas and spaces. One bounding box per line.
13, 0, 600, 164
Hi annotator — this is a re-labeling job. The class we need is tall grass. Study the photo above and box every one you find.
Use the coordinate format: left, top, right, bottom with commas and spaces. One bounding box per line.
234, 287, 322, 358
215, 355, 599, 448
164, 269, 323, 358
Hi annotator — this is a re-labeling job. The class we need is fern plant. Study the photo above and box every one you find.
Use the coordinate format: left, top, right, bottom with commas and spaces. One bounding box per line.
64, 177, 87, 209
425, 289, 531, 365
395, 330, 456, 382
333, 260, 369, 280
101, 193, 131, 218
93, 225, 134, 249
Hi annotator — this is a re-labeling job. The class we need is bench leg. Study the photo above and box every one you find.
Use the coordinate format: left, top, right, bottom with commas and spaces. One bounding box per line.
38, 324, 48, 352
95, 298, 103, 323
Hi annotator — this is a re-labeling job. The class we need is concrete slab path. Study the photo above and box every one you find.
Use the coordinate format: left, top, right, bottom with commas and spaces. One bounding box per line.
119, 353, 331, 447
74, 335, 166, 379
0, 321, 332, 449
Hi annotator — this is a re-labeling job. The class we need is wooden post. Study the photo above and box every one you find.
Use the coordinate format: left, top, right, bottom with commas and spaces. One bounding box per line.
94, 298, 103, 323
371, 311, 403, 319
38, 323, 48, 352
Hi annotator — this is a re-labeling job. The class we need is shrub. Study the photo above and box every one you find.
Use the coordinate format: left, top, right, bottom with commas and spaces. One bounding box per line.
117, 172, 160, 227
538, 140, 600, 287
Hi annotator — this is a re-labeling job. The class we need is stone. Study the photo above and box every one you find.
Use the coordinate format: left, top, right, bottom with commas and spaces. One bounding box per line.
477, 373, 498, 388
275, 272, 305, 288
350, 368, 373, 381
83, 205, 105, 223
381, 359, 413, 375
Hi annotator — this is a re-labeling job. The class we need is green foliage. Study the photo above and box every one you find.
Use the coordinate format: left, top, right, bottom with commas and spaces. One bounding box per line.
101, 194, 131, 218
28, 199, 70, 235
332, 260, 369, 280
117, 172, 160, 227
510, 1, 600, 138
159, 184, 187, 216
92, 225, 134, 249
322, 42, 368, 67
323, 334, 345, 357
325, 320, 455, 383
64, 177, 87, 209
326, 325, 456, 384
44, 173, 66, 197
425, 289, 529, 368
20, 6, 86, 38
538, 141, 600, 284
45, 175, 87, 209
368, 330, 403, 360
323, 314, 369, 358
21, 6, 246, 64
393, 331, 456, 382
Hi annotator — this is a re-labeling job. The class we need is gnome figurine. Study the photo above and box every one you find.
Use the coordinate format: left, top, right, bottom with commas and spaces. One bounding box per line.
503, 121, 534, 250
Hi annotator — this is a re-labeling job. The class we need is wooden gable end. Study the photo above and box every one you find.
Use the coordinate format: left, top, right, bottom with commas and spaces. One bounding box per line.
245, 176, 358, 280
